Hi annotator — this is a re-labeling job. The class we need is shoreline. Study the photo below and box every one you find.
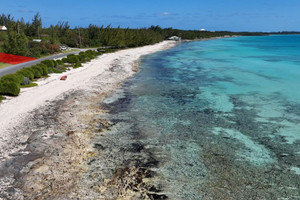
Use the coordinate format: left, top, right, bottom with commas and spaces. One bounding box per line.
181, 35, 240, 43
0, 40, 177, 199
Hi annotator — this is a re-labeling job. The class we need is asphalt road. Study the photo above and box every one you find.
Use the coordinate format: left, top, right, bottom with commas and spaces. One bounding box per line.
0, 49, 87, 77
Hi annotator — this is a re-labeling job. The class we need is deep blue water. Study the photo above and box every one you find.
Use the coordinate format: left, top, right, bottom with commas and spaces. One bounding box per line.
99, 35, 300, 199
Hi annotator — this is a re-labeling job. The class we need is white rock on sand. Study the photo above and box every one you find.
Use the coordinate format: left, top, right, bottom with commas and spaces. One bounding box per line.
0, 41, 176, 161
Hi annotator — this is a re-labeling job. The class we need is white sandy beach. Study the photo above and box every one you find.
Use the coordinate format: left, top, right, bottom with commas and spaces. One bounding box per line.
0, 41, 176, 162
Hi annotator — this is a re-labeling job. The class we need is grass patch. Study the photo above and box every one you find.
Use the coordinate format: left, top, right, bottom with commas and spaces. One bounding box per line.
62, 49, 80, 54
0, 95, 6, 103
0, 62, 12, 69
20, 83, 38, 88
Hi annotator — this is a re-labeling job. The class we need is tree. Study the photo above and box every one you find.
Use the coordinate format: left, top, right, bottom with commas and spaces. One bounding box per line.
49, 25, 58, 44
3, 31, 28, 56
16, 32, 28, 55
56, 21, 70, 37
32, 12, 42, 37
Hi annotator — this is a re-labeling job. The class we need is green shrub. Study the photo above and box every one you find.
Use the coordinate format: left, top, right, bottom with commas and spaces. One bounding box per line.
17, 69, 34, 80
62, 58, 68, 63
74, 62, 82, 68
85, 50, 94, 55
20, 83, 38, 88
79, 52, 92, 62
80, 55, 90, 62
41, 59, 55, 68
37, 63, 48, 76
33, 69, 41, 78
0, 81, 20, 96
104, 49, 116, 53
0, 95, 6, 102
55, 59, 63, 65
78, 55, 86, 63
52, 60, 57, 66
30, 64, 48, 77
47, 67, 54, 73
28, 67, 42, 78
66, 55, 79, 63
31, 65, 43, 74
21, 77, 32, 85
53, 65, 67, 73
1, 73, 24, 84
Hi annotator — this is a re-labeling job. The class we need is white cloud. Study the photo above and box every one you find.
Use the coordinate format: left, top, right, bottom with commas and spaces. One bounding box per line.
161, 12, 171, 16
18, 9, 34, 13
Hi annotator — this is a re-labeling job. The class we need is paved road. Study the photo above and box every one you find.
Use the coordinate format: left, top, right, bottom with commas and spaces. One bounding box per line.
0, 49, 88, 77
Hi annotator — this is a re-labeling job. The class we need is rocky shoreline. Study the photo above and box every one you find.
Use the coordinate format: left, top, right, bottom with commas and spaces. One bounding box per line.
0, 71, 122, 199
0, 41, 176, 199
0, 70, 155, 200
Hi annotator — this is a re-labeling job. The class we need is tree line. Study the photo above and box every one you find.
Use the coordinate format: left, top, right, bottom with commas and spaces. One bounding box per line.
0, 13, 267, 58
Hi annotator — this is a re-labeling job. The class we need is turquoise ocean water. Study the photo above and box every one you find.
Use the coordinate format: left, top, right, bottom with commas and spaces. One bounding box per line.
97, 35, 300, 199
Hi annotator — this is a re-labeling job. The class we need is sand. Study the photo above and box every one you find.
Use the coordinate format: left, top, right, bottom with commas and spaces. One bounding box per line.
0, 41, 176, 162
0, 41, 177, 199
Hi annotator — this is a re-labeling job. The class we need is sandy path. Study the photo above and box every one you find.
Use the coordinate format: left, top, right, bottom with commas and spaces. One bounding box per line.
0, 41, 176, 162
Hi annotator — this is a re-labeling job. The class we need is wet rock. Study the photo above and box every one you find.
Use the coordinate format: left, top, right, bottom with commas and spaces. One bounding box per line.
203, 108, 215, 114
129, 143, 144, 153
94, 143, 105, 151
280, 153, 289, 157
67, 131, 75, 136
98, 166, 167, 199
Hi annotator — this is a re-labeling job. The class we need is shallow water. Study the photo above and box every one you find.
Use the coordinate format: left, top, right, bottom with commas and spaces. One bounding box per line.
96, 35, 300, 199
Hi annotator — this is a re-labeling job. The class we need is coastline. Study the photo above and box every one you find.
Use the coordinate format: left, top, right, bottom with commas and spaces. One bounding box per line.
181, 35, 240, 43
0, 41, 177, 199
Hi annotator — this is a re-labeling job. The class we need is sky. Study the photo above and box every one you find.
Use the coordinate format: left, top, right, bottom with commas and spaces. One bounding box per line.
1, 0, 300, 32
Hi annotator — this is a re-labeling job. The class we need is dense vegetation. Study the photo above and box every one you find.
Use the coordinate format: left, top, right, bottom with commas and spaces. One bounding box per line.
0, 49, 109, 96
0, 13, 270, 58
